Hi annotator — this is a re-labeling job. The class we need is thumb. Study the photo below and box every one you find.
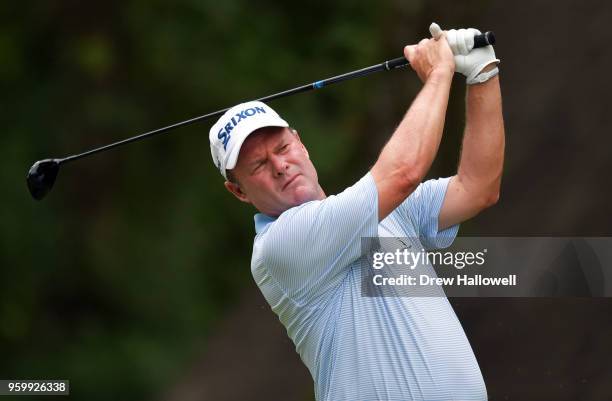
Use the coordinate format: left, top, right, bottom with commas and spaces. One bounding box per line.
429, 22, 443, 40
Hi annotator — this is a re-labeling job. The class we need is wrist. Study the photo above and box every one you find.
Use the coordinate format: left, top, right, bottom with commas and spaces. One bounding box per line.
480, 62, 497, 72
467, 65, 500, 85
466, 56, 500, 85
429, 66, 454, 81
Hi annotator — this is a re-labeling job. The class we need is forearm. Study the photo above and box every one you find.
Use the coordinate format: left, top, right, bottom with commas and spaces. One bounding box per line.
373, 68, 453, 184
372, 35, 455, 221
458, 75, 505, 202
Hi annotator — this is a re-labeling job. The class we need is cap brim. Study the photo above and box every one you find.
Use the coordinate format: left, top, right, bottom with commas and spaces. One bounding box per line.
223, 119, 289, 175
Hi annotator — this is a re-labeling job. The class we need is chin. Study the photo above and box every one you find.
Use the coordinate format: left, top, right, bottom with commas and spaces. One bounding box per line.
291, 185, 319, 206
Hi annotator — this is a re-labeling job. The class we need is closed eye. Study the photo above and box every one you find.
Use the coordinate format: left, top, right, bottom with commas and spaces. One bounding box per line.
251, 160, 265, 174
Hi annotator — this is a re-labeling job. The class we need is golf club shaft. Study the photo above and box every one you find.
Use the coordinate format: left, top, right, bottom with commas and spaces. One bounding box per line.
59, 31, 495, 165
59, 58, 409, 164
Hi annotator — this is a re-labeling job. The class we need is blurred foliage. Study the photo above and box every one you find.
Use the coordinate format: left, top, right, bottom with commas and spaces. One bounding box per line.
0, 0, 484, 400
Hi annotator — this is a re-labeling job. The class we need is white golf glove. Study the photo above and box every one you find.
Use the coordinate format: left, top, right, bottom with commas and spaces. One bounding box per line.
430, 23, 500, 85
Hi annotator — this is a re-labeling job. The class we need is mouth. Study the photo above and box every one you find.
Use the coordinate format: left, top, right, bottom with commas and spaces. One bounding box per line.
282, 174, 301, 191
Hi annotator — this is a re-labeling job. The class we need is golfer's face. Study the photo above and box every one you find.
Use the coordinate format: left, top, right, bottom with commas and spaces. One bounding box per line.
231, 127, 322, 216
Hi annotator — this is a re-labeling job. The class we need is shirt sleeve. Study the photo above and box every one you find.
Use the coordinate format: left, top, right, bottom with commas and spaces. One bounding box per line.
259, 172, 379, 304
396, 176, 460, 250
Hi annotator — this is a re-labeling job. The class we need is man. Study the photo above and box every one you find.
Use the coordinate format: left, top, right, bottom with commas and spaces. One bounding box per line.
209, 23, 504, 401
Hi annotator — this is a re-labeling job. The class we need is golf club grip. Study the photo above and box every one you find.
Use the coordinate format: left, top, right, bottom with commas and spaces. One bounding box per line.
474, 31, 496, 48
386, 31, 495, 70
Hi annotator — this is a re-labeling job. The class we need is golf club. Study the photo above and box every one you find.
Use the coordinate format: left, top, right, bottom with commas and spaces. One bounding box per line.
26, 31, 495, 200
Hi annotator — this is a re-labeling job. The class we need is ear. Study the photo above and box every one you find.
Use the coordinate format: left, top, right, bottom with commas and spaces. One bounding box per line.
224, 181, 251, 204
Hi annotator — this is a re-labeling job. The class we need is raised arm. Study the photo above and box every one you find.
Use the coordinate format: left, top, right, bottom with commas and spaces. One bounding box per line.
371, 35, 455, 221
438, 34, 505, 230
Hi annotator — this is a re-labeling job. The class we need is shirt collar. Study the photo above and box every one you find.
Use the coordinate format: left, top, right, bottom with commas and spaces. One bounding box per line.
254, 213, 277, 234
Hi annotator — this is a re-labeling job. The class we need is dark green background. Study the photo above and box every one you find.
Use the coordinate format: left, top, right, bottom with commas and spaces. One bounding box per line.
2, 0, 611, 400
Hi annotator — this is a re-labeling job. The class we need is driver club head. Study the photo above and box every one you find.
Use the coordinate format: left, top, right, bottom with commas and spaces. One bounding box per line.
27, 159, 61, 200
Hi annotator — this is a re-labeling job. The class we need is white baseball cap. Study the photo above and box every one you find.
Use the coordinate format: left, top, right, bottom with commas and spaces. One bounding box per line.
209, 101, 289, 179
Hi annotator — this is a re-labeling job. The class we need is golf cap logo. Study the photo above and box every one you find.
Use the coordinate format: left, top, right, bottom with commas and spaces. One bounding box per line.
209, 100, 289, 180
217, 106, 267, 150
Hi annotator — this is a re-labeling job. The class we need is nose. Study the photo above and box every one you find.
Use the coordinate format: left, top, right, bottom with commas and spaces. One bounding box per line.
270, 154, 289, 177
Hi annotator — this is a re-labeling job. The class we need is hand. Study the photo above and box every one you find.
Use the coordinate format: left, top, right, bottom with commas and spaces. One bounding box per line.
443, 25, 500, 84
403, 35, 455, 83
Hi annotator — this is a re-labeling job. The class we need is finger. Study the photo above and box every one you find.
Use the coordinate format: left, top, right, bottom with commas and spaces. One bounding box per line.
466, 28, 480, 52
457, 29, 469, 55
404, 45, 416, 61
446, 29, 459, 55
429, 22, 443, 40
418, 38, 429, 47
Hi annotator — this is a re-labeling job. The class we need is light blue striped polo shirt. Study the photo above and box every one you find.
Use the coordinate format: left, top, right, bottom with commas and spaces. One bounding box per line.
251, 172, 487, 401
